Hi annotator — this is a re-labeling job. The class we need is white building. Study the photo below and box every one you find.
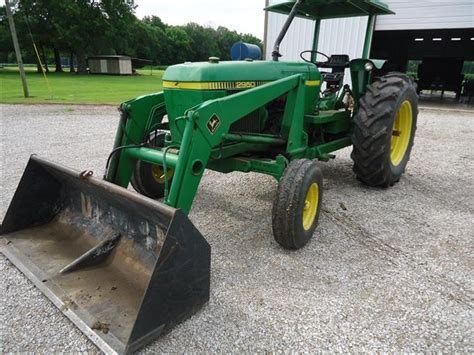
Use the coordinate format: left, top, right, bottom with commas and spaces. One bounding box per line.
264, 0, 473, 73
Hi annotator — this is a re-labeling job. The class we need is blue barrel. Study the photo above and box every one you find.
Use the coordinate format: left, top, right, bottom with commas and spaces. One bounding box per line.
231, 42, 262, 61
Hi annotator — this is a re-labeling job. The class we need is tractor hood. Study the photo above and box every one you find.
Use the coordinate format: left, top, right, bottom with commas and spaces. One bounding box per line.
161, 60, 321, 129
162, 60, 320, 86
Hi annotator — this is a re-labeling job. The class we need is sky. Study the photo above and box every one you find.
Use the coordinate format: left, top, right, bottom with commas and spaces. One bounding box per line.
134, 0, 266, 39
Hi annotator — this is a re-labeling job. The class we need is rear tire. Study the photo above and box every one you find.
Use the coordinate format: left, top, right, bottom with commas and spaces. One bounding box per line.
351, 73, 418, 187
272, 159, 323, 249
131, 131, 174, 199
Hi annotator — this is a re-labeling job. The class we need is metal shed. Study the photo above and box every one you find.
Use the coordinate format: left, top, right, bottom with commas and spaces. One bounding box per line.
88, 55, 133, 75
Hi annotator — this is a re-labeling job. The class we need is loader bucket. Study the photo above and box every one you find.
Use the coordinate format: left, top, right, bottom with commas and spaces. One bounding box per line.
0, 156, 211, 354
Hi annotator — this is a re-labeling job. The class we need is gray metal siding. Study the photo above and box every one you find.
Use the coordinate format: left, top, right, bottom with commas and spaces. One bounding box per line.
265, 12, 316, 61
318, 17, 368, 60
265, 14, 368, 61
87, 57, 132, 75
375, 0, 474, 31
119, 58, 133, 75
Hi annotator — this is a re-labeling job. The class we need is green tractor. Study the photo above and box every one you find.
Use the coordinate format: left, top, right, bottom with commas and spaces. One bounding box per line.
1, 0, 417, 353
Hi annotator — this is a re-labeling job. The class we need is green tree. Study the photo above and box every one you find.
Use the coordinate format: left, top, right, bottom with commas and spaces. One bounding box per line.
215, 26, 241, 60
164, 26, 192, 64
129, 20, 169, 63
142, 15, 166, 31
1, 1, 263, 71
182, 23, 220, 62
54, 0, 136, 73
13, 0, 61, 72
241, 33, 263, 48
0, 6, 13, 63
100, 0, 138, 55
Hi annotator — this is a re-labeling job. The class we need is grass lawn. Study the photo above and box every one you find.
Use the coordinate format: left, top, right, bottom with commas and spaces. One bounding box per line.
0, 67, 164, 105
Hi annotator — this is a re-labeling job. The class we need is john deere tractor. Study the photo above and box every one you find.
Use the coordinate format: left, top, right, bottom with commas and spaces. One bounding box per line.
1, 0, 417, 353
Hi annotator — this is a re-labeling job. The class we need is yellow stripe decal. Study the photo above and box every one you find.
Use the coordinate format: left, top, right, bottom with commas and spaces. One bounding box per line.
163, 79, 320, 90
163, 81, 211, 90
305, 80, 321, 87
163, 80, 271, 90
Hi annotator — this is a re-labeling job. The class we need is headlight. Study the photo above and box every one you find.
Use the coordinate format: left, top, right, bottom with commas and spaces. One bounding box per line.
364, 62, 374, 71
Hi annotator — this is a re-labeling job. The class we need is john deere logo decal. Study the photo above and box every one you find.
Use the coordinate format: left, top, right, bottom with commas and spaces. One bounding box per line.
207, 114, 221, 134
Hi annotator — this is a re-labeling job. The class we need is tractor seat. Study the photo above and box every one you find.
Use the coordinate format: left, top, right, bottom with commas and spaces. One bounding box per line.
317, 54, 350, 69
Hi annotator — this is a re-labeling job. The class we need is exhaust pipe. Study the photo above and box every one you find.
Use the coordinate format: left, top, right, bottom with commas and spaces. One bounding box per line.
1, 156, 211, 354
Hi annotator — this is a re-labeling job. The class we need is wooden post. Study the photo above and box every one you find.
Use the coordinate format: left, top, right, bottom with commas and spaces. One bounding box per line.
5, 0, 29, 98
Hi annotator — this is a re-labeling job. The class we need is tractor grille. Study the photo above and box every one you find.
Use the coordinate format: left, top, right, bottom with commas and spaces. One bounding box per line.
229, 109, 261, 134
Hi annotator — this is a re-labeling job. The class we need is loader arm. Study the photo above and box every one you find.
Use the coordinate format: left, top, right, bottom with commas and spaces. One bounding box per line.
105, 92, 168, 183
108, 74, 306, 214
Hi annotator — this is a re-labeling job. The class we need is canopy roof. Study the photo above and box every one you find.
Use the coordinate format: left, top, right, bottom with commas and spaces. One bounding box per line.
265, 0, 394, 20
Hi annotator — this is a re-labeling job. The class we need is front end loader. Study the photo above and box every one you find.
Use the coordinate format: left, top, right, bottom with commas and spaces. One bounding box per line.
1, 0, 418, 353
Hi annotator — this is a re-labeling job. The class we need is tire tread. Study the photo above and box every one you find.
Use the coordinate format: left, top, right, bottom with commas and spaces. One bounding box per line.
351, 72, 418, 187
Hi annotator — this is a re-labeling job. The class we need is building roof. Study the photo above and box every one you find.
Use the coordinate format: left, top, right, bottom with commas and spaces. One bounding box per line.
87, 55, 131, 60
265, 0, 394, 20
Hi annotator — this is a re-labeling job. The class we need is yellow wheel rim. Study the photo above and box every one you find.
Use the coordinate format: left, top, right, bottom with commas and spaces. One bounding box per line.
151, 165, 174, 184
302, 183, 319, 231
390, 100, 413, 166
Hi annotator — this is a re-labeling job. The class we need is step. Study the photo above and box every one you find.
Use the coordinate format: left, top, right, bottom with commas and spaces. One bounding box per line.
305, 110, 350, 124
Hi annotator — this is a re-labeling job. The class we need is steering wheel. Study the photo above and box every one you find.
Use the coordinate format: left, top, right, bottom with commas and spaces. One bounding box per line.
300, 50, 330, 66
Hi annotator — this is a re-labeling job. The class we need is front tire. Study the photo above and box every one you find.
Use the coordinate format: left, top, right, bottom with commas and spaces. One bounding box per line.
351, 73, 418, 187
131, 131, 174, 199
272, 159, 323, 249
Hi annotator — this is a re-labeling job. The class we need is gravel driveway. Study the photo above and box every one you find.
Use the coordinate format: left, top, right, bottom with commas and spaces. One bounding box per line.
1, 103, 473, 353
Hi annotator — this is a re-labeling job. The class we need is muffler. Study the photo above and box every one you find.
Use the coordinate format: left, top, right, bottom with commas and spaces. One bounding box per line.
0, 155, 211, 354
